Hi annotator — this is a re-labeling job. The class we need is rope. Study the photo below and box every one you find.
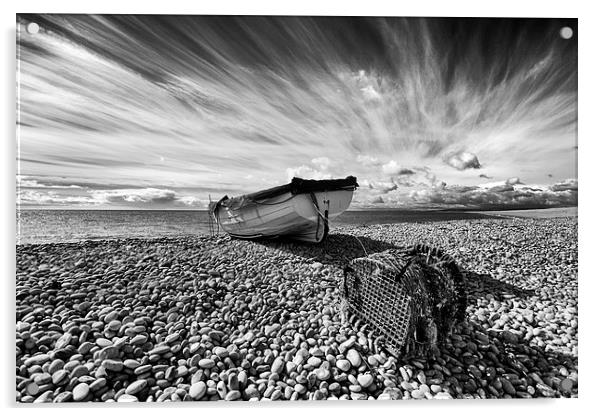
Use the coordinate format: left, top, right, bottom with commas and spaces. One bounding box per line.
207, 209, 214, 237
352, 235, 369, 257
309, 192, 322, 242
211, 202, 222, 236
309, 193, 332, 242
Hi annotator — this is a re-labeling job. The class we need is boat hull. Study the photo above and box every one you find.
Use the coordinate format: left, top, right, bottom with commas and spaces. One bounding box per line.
213, 188, 354, 243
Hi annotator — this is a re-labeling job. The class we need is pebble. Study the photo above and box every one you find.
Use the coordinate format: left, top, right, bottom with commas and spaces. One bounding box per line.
107, 320, 121, 332
78, 342, 94, 355
346, 349, 362, 367
34, 391, 53, 403
89, 378, 107, 391
52, 369, 68, 385
500, 378, 516, 395
357, 374, 373, 388
96, 338, 112, 348
198, 359, 214, 369
48, 359, 65, 374
294, 383, 307, 394
103, 359, 123, 372
125, 379, 147, 395
71, 365, 88, 378
315, 368, 330, 381
213, 346, 228, 358
55, 333, 72, 349
134, 364, 152, 375
313, 390, 326, 400
53, 391, 73, 403
226, 391, 241, 401
123, 359, 140, 370
72, 383, 90, 401
24, 354, 50, 367
237, 371, 248, 387
307, 357, 322, 368
130, 335, 147, 345
149, 345, 170, 355
271, 357, 285, 374
350, 392, 368, 400
336, 359, 351, 372
245, 385, 260, 399
190, 381, 207, 400
117, 394, 139, 402
559, 378, 573, 394
377, 387, 402, 400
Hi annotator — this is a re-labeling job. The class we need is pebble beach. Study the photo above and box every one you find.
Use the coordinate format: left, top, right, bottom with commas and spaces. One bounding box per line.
15, 216, 578, 402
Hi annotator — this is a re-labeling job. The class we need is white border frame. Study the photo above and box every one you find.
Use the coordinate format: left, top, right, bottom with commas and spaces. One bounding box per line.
3, 2, 598, 416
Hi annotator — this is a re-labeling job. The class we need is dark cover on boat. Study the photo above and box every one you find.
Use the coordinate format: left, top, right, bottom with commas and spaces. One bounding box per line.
249, 175, 358, 201
219, 176, 358, 208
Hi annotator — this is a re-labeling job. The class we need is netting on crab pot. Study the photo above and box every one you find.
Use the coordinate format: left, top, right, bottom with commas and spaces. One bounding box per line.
340, 244, 467, 356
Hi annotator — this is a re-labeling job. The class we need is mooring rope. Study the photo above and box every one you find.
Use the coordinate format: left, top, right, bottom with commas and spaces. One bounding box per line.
352, 234, 369, 257
309, 192, 322, 241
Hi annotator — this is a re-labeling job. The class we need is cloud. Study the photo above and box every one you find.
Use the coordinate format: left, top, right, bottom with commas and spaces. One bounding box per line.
17, 187, 204, 207
550, 178, 578, 192
18, 190, 93, 206
286, 157, 337, 181
92, 188, 178, 204
368, 181, 398, 193
360, 85, 382, 102
411, 166, 444, 187
311, 157, 332, 171
382, 161, 400, 175
285, 165, 332, 181
488, 184, 514, 193
354, 173, 577, 209
176, 195, 203, 206
382, 160, 414, 176
444, 151, 481, 170
481, 177, 524, 193
352, 70, 383, 103
356, 154, 380, 167
17, 176, 82, 189
407, 179, 576, 209
353, 166, 441, 208
479, 174, 492, 179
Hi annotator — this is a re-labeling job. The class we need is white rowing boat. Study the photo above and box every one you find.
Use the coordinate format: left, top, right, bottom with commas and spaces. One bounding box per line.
211, 176, 358, 243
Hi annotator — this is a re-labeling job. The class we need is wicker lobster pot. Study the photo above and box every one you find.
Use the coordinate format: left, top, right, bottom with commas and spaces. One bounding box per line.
341, 244, 466, 356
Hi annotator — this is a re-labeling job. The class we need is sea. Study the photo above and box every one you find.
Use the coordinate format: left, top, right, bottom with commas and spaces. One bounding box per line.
15, 208, 576, 245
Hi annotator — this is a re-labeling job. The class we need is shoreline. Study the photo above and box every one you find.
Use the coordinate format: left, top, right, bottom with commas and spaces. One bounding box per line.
16, 218, 578, 401
468, 206, 577, 219
16, 211, 578, 246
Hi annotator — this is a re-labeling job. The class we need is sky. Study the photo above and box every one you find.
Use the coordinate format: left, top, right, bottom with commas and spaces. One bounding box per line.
16, 15, 577, 210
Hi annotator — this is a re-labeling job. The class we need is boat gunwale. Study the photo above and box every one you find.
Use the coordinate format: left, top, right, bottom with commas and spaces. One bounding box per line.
218, 176, 358, 207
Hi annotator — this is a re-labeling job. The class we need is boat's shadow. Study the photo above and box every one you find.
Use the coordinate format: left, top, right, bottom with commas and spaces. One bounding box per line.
254, 232, 536, 301
254, 231, 399, 268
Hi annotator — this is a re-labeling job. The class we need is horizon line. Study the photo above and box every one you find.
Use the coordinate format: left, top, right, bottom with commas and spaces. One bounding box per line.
16, 205, 578, 212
